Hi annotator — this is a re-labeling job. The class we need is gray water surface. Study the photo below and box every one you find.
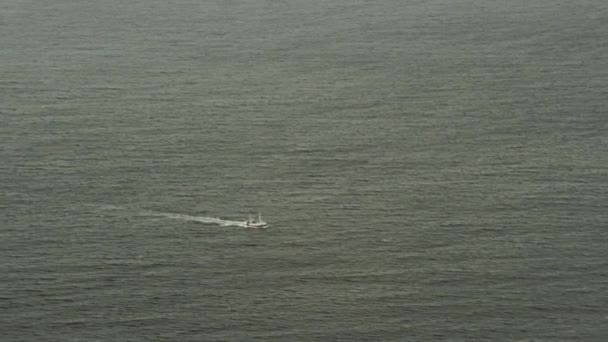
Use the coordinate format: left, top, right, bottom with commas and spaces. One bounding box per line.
1, 0, 607, 340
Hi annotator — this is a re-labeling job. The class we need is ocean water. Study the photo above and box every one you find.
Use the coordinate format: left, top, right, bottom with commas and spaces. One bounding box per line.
1, 0, 607, 340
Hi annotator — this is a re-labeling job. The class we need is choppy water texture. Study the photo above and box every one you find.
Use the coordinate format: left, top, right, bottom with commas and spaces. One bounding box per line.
1, 0, 607, 340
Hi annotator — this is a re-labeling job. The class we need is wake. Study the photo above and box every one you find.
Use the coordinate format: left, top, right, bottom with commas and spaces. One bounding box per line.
144, 211, 248, 228
98, 204, 250, 228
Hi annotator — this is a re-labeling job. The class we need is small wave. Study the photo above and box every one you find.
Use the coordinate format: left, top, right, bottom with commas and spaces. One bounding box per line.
98, 204, 124, 211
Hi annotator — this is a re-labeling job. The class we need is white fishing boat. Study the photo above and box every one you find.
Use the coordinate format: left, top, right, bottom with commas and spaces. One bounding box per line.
244, 212, 269, 229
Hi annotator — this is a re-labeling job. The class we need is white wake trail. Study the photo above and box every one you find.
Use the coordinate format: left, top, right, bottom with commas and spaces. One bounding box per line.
99, 205, 249, 228
144, 211, 248, 228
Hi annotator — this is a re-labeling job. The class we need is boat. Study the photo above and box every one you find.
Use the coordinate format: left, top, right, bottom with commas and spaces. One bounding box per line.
244, 212, 269, 229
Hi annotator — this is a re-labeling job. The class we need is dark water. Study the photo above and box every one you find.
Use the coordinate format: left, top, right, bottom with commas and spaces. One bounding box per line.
2, 0, 607, 340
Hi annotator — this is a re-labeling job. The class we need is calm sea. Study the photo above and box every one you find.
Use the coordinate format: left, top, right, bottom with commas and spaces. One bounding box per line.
1, 0, 607, 340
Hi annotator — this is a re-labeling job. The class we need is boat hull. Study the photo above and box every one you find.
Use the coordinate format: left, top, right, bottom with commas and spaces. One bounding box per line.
244, 222, 269, 229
